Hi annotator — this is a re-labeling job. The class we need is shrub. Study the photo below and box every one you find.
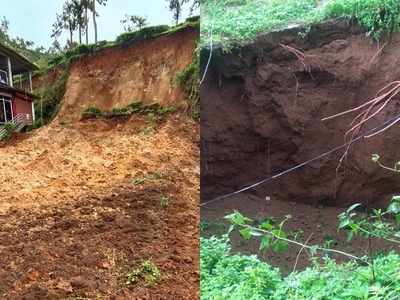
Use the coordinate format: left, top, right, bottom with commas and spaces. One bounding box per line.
200, 237, 400, 299
110, 107, 130, 117
115, 25, 170, 46
82, 106, 103, 119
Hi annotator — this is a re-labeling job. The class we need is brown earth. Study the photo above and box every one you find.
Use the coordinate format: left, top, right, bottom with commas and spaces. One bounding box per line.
0, 26, 199, 299
201, 19, 400, 207
57, 27, 198, 123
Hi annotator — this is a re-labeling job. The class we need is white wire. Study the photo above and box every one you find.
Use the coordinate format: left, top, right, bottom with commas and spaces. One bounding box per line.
201, 113, 400, 207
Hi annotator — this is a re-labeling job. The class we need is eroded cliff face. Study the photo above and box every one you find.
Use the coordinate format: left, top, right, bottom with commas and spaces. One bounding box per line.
201, 20, 400, 206
56, 26, 198, 123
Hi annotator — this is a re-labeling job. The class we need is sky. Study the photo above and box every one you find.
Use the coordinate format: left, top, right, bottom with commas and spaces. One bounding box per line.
1, 0, 195, 48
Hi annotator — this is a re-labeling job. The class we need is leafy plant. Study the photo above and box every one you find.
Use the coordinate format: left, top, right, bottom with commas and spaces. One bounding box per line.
176, 44, 200, 119
126, 260, 161, 286
201, 236, 400, 299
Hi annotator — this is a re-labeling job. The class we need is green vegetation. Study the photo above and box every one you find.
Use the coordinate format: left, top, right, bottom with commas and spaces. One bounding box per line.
202, 154, 400, 299
201, 0, 400, 47
45, 18, 199, 73
201, 236, 400, 299
81, 102, 176, 120
176, 44, 200, 119
81, 106, 103, 119
126, 260, 161, 286
0, 122, 17, 141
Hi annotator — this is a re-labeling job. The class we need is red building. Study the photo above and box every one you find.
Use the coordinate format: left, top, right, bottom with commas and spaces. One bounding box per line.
0, 42, 38, 127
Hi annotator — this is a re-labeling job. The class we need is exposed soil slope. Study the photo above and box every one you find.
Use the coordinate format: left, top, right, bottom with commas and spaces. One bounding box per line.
57, 27, 198, 123
201, 20, 400, 207
0, 27, 199, 299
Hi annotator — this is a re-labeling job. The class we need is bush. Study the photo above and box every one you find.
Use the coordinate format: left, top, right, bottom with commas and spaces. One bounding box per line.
82, 106, 103, 119
200, 237, 400, 299
110, 107, 131, 117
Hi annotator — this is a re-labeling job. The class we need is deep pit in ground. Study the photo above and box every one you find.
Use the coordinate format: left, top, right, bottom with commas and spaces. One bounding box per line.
201, 19, 400, 208
200, 19, 400, 269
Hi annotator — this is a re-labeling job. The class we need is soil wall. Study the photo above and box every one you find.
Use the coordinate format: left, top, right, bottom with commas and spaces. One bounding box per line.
52, 26, 198, 123
201, 20, 400, 207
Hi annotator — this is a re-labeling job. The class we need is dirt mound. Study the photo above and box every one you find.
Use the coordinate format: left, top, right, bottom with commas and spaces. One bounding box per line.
0, 25, 199, 298
56, 27, 198, 123
0, 114, 199, 299
201, 20, 400, 207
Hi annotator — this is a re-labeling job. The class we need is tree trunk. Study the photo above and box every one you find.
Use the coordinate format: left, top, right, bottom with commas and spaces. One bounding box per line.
85, 7, 89, 44
92, 0, 98, 44
70, 28, 73, 46
79, 25, 82, 44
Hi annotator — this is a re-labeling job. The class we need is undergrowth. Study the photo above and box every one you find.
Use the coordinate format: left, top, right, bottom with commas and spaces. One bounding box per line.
81, 102, 176, 120
201, 0, 400, 48
201, 236, 400, 299
34, 68, 69, 126
126, 260, 161, 286
176, 44, 200, 119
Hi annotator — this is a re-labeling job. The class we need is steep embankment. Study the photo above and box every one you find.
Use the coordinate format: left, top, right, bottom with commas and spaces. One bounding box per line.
0, 26, 199, 299
41, 26, 198, 123
201, 20, 400, 207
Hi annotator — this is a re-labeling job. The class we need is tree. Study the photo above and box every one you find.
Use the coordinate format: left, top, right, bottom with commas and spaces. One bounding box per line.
121, 15, 148, 32
166, 0, 199, 25
71, 0, 86, 44
168, 0, 182, 25
89, 0, 108, 44
52, 1, 78, 47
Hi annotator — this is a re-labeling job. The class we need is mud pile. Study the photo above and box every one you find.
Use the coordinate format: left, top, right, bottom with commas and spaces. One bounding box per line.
0, 25, 199, 298
201, 20, 400, 206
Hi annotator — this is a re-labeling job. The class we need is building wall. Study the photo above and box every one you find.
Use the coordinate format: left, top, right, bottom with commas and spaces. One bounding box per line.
12, 93, 33, 123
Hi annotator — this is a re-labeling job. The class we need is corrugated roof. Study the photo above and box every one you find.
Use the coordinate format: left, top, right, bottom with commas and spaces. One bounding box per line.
0, 42, 39, 73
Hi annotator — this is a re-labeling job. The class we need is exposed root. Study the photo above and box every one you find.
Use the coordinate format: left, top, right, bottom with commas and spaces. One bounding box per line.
322, 81, 400, 173
280, 43, 311, 73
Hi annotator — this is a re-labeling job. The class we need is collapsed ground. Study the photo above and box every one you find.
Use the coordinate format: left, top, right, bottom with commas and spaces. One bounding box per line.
0, 114, 199, 299
201, 19, 400, 269
0, 24, 199, 299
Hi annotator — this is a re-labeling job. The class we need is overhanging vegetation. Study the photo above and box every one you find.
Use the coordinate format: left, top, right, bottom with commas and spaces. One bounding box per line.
201, 0, 400, 48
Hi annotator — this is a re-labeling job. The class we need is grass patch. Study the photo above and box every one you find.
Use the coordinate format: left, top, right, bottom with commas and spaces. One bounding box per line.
201, 0, 400, 48
126, 260, 161, 286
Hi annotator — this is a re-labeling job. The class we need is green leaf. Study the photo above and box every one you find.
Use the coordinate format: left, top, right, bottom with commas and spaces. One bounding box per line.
260, 221, 274, 231
239, 227, 252, 240
272, 240, 288, 253
224, 211, 253, 226
259, 235, 271, 251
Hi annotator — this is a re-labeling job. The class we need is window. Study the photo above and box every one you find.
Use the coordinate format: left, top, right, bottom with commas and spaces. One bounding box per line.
0, 96, 13, 124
